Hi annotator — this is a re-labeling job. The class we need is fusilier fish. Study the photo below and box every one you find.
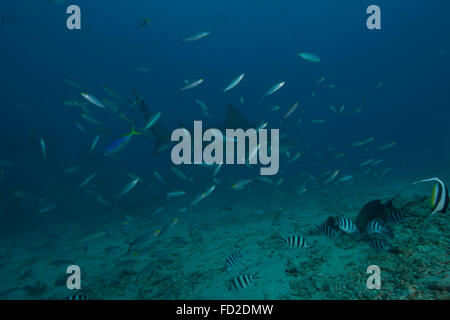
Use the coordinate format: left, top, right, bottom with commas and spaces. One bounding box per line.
40, 138, 46, 160
88, 134, 100, 153
223, 73, 245, 92
283, 102, 298, 119
179, 78, 204, 92
297, 52, 320, 62
104, 126, 142, 156
118, 177, 140, 197
263, 81, 285, 97
81, 92, 105, 109
182, 31, 210, 44
143, 112, 161, 131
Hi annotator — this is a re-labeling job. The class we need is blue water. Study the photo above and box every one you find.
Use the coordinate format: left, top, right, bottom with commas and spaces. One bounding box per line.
0, 0, 449, 300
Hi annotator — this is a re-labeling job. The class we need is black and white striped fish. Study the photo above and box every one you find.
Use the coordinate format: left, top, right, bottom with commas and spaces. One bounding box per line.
384, 207, 410, 224
370, 237, 393, 252
230, 272, 259, 290
335, 217, 358, 234
315, 223, 339, 238
366, 219, 394, 238
225, 249, 242, 272
63, 294, 92, 300
280, 235, 310, 248
414, 177, 449, 215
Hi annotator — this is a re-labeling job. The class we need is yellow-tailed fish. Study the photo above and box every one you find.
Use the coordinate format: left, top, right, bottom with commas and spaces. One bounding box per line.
232, 179, 252, 190
104, 126, 142, 156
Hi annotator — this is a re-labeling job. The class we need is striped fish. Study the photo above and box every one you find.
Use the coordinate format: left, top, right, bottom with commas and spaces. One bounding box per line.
366, 220, 394, 238
230, 272, 259, 290
315, 223, 339, 238
225, 249, 242, 272
280, 235, 310, 248
414, 177, 449, 215
370, 237, 393, 252
385, 208, 410, 224
335, 217, 358, 234
63, 294, 92, 300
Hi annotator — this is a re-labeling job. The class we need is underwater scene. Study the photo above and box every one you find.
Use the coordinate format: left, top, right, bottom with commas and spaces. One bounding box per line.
0, 0, 449, 300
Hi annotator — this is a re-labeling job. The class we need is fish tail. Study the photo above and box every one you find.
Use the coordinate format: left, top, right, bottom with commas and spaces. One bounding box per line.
130, 125, 142, 136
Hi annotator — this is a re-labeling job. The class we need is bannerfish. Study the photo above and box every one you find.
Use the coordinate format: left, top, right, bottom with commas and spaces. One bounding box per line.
413, 177, 449, 215
104, 126, 142, 156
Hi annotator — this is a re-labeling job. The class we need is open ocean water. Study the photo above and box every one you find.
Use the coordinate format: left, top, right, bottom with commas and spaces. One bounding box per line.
0, 0, 449, 300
